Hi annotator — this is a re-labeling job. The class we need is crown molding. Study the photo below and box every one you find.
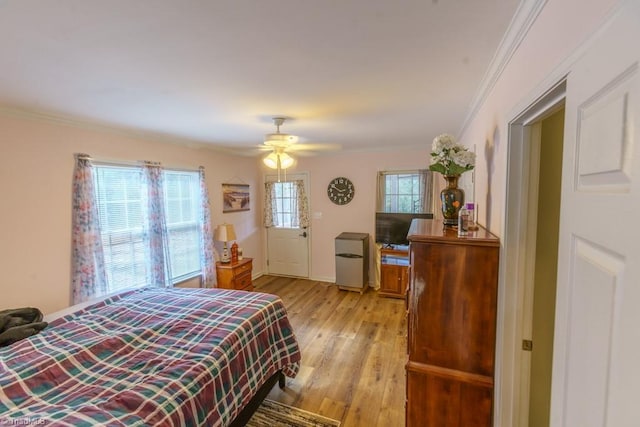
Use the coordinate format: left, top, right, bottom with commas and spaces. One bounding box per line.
0, 104, 248, 155
457, 0, 549, 138
0, 104, 432, 157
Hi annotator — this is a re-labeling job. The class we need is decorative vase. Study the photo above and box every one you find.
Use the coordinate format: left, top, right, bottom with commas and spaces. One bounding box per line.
440, 175, 465, 226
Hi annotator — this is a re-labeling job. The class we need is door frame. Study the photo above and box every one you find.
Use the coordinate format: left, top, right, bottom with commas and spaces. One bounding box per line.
497, 79, 566, 426
263, 171, 311, 278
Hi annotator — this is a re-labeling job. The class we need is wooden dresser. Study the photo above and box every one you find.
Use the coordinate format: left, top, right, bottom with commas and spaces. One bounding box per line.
406, 219, 499, 427
215, 257, 253, 291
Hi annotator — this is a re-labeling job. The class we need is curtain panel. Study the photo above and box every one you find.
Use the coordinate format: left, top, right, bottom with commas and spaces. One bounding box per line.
263, 181, 277, 228
71, 154, 108, 304
141, 162, 172, 287
199, 167, 215, 288
293, 180, 310, 228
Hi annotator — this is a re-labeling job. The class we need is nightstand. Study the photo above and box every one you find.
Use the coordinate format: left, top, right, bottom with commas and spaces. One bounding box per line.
215, 258, 253, 291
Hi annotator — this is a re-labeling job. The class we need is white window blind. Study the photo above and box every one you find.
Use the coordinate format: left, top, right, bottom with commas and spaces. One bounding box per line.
164, 170, 201, 282
94, 166, 147, 291
94, 165, 202, 292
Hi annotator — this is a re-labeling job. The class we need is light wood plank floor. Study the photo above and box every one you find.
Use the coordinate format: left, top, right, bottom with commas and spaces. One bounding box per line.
254, 275, 407, 427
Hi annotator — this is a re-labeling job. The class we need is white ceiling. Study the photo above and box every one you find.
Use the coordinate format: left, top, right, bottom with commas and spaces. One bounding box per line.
0, 0, 521, 156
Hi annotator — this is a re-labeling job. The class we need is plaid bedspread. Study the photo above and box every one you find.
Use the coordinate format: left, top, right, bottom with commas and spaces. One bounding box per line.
0, 287, 301, 426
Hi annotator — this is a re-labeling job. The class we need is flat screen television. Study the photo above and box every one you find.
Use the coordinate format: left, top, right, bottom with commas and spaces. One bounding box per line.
375, 212, 434, 246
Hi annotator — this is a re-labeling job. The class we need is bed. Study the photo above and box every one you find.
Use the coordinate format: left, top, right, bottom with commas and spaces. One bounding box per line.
0, 287, 301, 426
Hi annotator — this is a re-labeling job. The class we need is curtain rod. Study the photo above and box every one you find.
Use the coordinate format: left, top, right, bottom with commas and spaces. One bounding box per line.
377, 169, 430, 175
74, 153, 201, 172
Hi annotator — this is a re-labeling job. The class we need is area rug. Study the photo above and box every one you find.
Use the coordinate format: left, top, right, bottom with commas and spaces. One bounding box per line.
247, 399, 341, 427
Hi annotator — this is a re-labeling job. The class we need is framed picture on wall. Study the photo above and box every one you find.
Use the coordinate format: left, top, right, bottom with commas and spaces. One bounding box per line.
222, 183, 250, 213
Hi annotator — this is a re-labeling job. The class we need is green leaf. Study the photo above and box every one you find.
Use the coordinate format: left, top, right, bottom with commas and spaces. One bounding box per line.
429, 164, 446, 174
448, 164, 466, 175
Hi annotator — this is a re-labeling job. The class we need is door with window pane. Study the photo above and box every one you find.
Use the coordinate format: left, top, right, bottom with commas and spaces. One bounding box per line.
266, 173, 310, 278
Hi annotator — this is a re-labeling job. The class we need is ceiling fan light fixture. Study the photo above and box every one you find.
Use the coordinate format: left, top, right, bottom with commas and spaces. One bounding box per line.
279, 152, 294, 169
262, 117, 297, 180
263, 151, 294, 170
263, 152, 279, 169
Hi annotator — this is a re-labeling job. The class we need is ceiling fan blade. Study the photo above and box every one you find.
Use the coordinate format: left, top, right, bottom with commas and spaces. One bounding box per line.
254, 117, 341, 157
285, 143, 342, 152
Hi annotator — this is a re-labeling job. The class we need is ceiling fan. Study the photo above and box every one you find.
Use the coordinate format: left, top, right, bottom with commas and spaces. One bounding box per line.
260, 117, 341, 173
262, 117, 298, 171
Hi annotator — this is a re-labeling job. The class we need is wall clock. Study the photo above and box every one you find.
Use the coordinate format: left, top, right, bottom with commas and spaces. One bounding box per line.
327, 177, 355, 205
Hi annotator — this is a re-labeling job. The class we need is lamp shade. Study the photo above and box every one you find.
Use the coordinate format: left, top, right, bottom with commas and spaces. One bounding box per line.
263, 153, 279, 169
279, 152, 294, 168
263, 152, 294, 170
214, 223, 236, 242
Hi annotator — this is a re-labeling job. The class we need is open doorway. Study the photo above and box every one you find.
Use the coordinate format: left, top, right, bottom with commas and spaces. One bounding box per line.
526, 107, 564, 426
499, 79, 566, 427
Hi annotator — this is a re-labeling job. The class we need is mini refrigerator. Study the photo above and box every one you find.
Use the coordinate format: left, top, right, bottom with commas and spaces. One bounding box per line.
335, 232, 369, 292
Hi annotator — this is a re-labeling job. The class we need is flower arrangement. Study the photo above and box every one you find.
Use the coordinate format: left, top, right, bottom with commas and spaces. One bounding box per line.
428, 133, 476, 176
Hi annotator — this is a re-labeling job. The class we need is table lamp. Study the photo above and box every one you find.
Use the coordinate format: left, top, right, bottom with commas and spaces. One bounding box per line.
214, 223, 236, 264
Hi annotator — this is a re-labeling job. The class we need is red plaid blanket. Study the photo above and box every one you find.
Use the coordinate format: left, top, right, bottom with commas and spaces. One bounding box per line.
0, 287, 301, 426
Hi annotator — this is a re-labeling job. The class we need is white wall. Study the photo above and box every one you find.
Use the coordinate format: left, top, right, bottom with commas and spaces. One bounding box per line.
0, 113, 262, 314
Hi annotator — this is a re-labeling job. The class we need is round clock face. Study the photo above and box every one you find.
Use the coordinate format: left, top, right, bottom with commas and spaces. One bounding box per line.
327, 177, 355, 205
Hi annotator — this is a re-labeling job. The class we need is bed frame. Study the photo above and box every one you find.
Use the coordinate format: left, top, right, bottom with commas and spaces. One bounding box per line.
228, 370, 286, 426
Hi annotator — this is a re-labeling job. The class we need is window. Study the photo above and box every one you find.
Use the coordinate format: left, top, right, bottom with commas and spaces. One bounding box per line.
377, 170, 432, 213
164, 171, 201, 282
94, 165, 201, 291
272, 181, 298, 228
263, 179, 309, 230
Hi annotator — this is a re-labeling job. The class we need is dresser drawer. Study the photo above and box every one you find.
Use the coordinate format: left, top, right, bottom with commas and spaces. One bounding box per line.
236, 271, 253, 291
232, 260, 252, 278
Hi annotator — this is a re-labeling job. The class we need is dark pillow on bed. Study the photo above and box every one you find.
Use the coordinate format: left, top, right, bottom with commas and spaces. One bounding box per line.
0, 307, 48, 347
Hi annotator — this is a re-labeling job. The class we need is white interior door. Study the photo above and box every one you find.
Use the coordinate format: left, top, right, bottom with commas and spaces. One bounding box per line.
551, 3, 640, 426
265, 173, 310, 278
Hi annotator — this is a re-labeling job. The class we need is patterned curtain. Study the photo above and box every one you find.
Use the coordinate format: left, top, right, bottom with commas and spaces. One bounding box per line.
293, 180, 310, 228
141, 162, 172, 287
71, 154, 108, 304
198, 167, 215, 288
263, 181, 277, 227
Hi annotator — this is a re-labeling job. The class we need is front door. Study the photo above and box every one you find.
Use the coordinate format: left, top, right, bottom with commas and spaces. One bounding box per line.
265, 173, 310, 278
551, 3, 640, 425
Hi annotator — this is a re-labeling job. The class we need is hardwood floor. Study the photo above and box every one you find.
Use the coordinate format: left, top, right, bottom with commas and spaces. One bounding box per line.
254, 275, 407, 427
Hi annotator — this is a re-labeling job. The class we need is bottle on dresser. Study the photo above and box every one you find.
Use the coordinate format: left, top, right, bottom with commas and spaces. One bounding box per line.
458, 205, 469, 237
466, 202, 478, 231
